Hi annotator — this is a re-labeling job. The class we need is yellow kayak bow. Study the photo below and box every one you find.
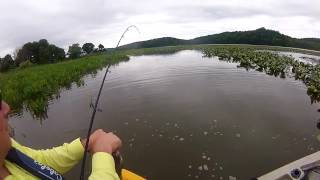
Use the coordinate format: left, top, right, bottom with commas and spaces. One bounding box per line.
122, 169, 146, 180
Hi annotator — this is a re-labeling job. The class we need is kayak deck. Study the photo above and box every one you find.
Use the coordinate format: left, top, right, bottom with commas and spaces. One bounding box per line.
259, 151, 320, 179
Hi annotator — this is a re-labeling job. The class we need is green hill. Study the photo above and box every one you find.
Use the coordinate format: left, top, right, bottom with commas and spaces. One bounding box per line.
120, 28, 320, 51
120, 37, 187, 49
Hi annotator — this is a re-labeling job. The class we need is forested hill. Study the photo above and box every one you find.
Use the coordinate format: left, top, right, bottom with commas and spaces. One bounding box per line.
119, 28, 320, 51
119, 37, 188, 49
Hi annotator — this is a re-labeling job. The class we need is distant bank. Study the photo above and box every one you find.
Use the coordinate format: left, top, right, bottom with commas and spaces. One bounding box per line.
119, 27, 320, 51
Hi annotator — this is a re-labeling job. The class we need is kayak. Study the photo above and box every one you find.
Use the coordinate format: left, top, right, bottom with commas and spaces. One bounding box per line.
258, 151, 320, 179
122, 169, 146, 180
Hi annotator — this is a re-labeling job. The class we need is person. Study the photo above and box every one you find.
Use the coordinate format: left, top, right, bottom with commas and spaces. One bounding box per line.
0, 100, 122, 180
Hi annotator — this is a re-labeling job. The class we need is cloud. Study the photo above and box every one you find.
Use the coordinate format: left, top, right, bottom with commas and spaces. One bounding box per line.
0, 0, 319, 56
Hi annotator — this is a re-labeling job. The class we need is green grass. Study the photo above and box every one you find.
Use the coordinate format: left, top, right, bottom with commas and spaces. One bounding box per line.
0, 53, 129, 119
0, 44, 319, 120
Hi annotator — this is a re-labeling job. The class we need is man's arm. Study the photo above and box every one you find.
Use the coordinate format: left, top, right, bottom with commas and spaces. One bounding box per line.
11, 138, 84, 174
11, 129, 122, 179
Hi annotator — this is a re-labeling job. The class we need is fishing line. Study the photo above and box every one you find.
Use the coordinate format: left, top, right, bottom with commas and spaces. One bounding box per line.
80, 25, 140, 180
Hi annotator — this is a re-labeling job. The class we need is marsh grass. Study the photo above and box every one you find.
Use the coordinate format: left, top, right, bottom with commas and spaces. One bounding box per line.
0, 53, 129, 119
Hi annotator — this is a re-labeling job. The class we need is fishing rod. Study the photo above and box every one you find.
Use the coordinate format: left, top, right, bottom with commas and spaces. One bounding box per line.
80, 25, 140, 180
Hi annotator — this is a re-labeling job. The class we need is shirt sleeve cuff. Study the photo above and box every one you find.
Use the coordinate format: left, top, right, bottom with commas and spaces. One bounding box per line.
92, 152, 116, 172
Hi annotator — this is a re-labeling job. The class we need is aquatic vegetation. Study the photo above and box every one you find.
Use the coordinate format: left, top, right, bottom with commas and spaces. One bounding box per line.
202, 47, 320, 103
0, 53, 129, 120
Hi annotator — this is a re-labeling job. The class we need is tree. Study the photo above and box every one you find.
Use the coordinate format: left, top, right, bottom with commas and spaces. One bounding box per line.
82, 43, 95, 54
0, 54, 14, 72
49, 45, 65, 62
15, 39, 65, 65
98, 44, 105, 51
38, 39, 50, 64
68, 44, 82, 59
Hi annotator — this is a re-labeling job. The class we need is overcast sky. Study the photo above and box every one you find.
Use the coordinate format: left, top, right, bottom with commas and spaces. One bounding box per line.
0, 0, 319, 56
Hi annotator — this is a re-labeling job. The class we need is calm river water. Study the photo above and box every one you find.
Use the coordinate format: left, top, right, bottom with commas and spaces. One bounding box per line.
9, 50, 320, 179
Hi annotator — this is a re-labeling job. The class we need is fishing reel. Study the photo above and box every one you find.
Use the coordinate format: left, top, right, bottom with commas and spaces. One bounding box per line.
113, 151, 124, 178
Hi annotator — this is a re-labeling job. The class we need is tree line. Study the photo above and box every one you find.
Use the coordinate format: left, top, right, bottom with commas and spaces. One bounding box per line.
120, 27, 320, 51
0, 39, 106, 72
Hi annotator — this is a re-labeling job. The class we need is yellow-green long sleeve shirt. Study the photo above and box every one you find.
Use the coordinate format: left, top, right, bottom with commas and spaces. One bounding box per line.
4, 138, 120, 180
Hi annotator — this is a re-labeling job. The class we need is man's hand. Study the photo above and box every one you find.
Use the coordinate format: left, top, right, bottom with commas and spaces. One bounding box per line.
82, 129, 122, 154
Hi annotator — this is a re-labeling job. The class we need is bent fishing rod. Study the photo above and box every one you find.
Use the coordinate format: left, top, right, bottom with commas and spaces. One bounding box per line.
80, 25, 140, 180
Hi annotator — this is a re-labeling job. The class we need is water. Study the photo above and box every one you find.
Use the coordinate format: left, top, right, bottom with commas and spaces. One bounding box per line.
9, 50, 320, 179
278, 51, 320, 65
257, 50, 320, 65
